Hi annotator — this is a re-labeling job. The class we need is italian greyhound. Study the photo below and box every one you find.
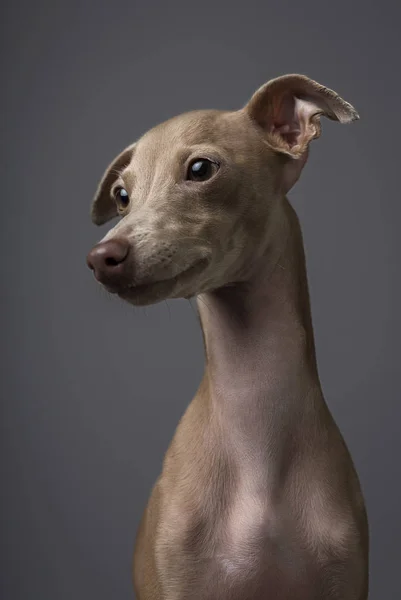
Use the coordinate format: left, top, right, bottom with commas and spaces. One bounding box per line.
87, 74, 369, 599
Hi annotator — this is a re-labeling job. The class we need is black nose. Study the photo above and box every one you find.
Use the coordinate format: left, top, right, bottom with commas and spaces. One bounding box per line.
86, 238, 130, 284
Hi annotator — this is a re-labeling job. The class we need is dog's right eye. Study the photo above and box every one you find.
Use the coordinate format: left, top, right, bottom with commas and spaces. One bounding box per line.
187, 158, 219, 182
114, 187, 130, 211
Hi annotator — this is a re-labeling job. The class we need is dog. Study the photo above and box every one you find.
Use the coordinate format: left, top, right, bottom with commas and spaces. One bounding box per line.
87, 74, 369, 599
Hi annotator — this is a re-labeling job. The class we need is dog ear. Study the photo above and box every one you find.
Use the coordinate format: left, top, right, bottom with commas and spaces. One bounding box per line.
243, 74, 359, 191
91, 143, 136, 225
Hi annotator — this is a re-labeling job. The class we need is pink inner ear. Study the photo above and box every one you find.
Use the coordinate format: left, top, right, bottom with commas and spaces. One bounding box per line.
271, 95, 321, 149
272, 122, 301, 147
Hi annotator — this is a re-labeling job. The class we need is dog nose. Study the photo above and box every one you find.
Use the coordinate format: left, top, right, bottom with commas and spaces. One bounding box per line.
86, 238, 130, 282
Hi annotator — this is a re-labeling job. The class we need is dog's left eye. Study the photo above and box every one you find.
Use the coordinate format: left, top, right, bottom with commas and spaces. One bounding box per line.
187, 158, 219, 182
114, 187, 130, 209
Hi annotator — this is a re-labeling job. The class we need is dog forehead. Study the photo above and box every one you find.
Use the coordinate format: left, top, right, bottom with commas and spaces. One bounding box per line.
134, 109, 249, 159
152, 110, 229, 143
119, 110, 263, 186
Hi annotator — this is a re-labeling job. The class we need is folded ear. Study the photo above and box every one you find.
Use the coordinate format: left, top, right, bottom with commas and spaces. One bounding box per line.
91, 143, 136, 225
243, 74, 359, 191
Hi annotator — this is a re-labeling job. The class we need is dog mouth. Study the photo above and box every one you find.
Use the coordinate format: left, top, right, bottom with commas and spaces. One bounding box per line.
104, 258, 209, 305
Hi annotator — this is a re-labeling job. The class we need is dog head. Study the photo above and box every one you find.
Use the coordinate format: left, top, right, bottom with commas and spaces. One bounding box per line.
87, 74, 358, 306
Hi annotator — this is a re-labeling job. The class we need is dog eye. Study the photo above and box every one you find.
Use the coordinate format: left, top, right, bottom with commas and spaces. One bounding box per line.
187, 158, 218, 182
114, 187, 130, 209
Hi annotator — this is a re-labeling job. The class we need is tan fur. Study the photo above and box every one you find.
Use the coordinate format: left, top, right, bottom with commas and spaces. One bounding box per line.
87, 74, 369, 599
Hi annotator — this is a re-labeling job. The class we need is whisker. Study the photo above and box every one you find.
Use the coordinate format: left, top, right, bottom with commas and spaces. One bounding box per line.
164, 300, 172, 321
196, 294, 218, 320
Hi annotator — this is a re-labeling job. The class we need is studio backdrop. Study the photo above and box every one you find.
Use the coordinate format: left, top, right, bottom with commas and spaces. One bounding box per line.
1, 1, 400, 599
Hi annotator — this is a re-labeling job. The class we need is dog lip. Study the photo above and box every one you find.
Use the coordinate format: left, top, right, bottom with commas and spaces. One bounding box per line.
114, 258, 209, 298
95, 276, 131, 294
103, 283, 125, 294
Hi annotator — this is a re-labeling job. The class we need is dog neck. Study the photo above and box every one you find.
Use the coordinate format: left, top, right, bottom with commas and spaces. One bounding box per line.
197, 197, 323, 473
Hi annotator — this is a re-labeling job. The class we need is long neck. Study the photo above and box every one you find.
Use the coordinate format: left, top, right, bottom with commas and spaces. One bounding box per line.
196, 198, 323, 471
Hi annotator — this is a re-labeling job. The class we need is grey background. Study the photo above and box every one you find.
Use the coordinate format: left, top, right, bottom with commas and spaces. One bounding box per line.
1, 1, 400, 598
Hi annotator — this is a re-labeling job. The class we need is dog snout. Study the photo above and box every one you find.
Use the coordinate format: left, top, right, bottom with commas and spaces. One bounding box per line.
86, 238, 130, 286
